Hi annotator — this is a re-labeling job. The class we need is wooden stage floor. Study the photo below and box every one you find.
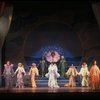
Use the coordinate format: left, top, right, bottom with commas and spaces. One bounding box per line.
0, 87, 100, 99
0, 87, 99, 93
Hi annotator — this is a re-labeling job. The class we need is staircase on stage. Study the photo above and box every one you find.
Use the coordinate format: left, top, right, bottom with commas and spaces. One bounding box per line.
36, 76, 68, 87
24, 75, 69, 87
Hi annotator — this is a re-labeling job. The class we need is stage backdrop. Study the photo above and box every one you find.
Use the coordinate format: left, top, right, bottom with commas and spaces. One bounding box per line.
3, 1, 100, 71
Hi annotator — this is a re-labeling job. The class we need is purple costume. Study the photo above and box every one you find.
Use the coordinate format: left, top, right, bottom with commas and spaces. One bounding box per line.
3, 64, 14, 88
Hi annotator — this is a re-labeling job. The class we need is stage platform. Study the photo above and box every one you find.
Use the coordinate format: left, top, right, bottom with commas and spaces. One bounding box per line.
0, 87, 100, 99
0, 87, 98, 93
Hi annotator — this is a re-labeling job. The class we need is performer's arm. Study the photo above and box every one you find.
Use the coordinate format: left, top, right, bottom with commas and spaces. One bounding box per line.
36, 68, 39, 76
15, 67, 19, 74
29, 68, 31, 75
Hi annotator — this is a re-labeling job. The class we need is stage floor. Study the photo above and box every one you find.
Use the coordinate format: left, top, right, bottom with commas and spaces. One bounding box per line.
0, 87, 99, 93
0, 87, 100, 99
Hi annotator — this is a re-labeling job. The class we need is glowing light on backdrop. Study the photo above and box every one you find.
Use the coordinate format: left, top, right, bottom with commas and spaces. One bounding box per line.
45, 51, 60, 62
25, 44, 81, 66
33, 44, 73, 59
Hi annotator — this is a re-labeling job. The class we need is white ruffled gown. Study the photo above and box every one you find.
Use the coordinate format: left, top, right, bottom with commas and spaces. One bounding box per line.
45, 64, 60, 88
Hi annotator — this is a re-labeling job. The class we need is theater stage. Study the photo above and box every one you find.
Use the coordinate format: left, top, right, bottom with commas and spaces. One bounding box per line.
0, 87, 98, 93
0, 87, 100, 99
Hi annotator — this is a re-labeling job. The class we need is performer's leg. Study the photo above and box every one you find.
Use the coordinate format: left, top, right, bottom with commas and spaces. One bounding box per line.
32, 80, 36, 88
69, 76, 72, 87
5, 76, 9, 88
85, 78, 89, 87
72, 77, 76, 87
9, 76, 13, 88
42, 69, 45, 77
81, 77, 84, 86
41, 70, 43, 77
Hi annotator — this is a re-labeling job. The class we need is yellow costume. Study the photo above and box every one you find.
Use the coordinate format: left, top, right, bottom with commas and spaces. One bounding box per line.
65, 64, 78, 87
29, 66, 39, 88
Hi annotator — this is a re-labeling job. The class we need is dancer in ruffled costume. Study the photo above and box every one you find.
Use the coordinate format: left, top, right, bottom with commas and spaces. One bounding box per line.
45, 62, 60, 88
15, 63, 26, 88
65, 64, 78, 87
89, 60, 100, 90
3, 61, 14, 88
79, 62, 89, 87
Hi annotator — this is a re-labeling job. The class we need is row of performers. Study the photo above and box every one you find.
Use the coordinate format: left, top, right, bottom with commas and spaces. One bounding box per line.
38, 56, 67, 77
2, 60, 100, 90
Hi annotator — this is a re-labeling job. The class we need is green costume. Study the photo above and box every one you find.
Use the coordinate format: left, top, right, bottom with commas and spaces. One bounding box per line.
59, 59, 67, 77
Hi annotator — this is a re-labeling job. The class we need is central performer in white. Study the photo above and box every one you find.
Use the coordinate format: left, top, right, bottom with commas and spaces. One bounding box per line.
45, 62, 60, 88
